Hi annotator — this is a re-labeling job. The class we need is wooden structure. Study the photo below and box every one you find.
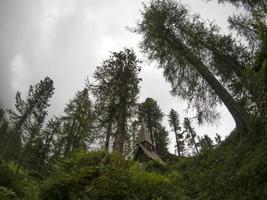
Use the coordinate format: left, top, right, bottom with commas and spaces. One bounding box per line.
134, 124, 164, 164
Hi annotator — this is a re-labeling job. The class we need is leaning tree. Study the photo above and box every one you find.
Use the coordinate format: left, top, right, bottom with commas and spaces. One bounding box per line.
136, 0, 252, 133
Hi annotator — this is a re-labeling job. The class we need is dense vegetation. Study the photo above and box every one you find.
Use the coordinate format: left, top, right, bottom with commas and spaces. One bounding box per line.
0, 0, 266, 199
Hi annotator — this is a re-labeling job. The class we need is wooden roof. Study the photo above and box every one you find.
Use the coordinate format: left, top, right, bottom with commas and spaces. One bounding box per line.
134, 123, 164, 164
138, 144, 164, 164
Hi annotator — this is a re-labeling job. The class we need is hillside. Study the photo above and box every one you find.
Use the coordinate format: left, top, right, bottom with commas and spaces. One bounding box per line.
1, 122, 266, 200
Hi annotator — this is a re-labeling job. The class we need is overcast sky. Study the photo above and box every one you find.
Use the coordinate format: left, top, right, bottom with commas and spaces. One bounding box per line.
0, 0, 237, 152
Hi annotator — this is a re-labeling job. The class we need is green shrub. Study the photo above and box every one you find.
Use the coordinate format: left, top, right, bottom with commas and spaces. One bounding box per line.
40, 151, 187, 200
143, 160, 169, 173
0, 186, 18, 200
0, 161, 23, 196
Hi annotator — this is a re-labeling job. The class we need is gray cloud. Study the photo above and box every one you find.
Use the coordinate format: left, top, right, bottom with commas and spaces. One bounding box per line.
0, 0, 43, 106
0, 0, 236, 151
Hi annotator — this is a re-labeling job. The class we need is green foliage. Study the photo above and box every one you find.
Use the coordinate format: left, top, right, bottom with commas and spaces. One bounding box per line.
168, 109, 185, 156
60, 88, 94, 156
183, 118, 200, 155
91, 48, 141, 153
0, 186, 18, 200
198, 134, 214, 152
0, 109, 20, 160
136, 0, 253, 133
138, 98, 169, 156
40, 151, 186, 200
143, 160, 169, 174
178, 125, 267, 200
4, 77, 55, 171
0, 161, 21, 196
0, 161, 41, 200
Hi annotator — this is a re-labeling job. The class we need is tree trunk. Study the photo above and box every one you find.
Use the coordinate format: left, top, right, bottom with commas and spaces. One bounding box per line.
113, 99, 127, 154
148, 122, 156, 150
166, 28, 251, 133
104, 120, 112, 151
113, 116, 126, 154
174, 129, 181, 156
192, 134, 199, 154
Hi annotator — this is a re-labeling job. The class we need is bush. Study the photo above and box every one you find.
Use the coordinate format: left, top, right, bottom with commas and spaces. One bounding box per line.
0, 161, 22, 196
40, 151, 187, 200
0, 186, 18, 200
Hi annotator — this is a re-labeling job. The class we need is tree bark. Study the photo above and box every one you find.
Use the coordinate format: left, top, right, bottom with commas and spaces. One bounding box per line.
192, 134, 199, 154
174, 129, 181, 156
113, 88, 127, 154
113, 111, 126, 154
166, 28, 251, 133
104, 120, 112, 151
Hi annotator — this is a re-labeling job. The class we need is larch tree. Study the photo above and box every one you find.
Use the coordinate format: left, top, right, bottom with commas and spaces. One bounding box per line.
92, 49, 141, 154
0, 109, 20, 160
168, 109, 184, 156
2, 77, 54, 167
90, 78, 117, 151
61, 88, 94, 155
211, 0, 267, 131
136, 0, 252, 133
215, 133, 222, 146
138, 97, 168, 156
38, 117, 61, 169
138, 98, 164, 147
199, 134, 214, 152
155, 126, 169, 157
183, 117, 199, 155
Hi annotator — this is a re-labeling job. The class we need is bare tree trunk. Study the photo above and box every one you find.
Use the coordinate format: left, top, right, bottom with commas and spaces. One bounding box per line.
166, 28, 251, 133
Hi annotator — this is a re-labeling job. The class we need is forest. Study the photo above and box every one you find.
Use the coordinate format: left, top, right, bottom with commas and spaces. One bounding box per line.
0, 0, 266, 199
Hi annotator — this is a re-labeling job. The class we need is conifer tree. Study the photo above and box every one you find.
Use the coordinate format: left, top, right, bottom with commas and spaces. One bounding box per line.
91, 87, 116, 151
38, 117, 61, 169
212, 0, 267, 131
136, 0, 252, 133
92, 49, 141, 154
138, 98, 164, 147
61, 88, 94, 155
138, 97, 169, 156
168, 109, 184, 156
0, 109, 20, 160
215, 133, 222, 146
155, 126, 169, 157
199, 134, 214, 152
183, 117, 199, 155
1, 77, 54, 165
0, 109, 9, 155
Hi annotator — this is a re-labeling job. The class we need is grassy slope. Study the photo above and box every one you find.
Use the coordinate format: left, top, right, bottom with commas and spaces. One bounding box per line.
1, 123, 267, 200
173, 123, 267, 200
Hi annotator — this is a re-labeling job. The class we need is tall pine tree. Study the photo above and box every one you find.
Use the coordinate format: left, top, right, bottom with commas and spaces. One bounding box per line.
168, 109, 184, 156
92, 49, 141, 154
138, 97, 168, 156
61, 88, 94, 155
1, 77, 54, 167
183, 117, 199, 155
136, 0, 252, 133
